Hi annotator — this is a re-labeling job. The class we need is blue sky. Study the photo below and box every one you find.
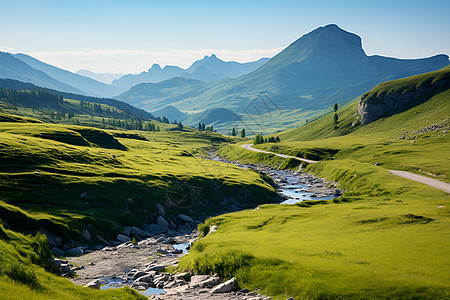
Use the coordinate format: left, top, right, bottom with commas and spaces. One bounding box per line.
1, 0, 449, 73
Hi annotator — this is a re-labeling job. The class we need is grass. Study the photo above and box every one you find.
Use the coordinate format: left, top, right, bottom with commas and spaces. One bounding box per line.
182, 70, 450, 299
0, 118, 278, 244
179, 159, 449, 299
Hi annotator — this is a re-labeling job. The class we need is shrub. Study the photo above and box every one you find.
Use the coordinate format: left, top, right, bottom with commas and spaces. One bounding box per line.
192, 250, 255, 279
4, 262, 41, 290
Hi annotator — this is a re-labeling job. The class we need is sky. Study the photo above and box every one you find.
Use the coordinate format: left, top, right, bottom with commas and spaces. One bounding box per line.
1, 0, 449, 74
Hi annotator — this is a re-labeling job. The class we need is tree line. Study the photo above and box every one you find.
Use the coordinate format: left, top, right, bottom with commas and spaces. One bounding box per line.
253, 133, 280, 144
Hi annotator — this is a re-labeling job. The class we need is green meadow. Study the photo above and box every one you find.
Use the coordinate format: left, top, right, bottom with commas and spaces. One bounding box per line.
180, 70, 450, 299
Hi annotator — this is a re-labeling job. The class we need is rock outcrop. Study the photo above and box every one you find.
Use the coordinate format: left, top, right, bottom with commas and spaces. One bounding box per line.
357, 68, 450, 125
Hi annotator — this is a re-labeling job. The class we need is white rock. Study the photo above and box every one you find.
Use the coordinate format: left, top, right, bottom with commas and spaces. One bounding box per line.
84, 279, 101, 289
211, 277, 235, 293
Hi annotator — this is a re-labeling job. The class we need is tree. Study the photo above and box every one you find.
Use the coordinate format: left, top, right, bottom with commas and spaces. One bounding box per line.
177, 122, 183, 131
334, 113, 339, 124
254, 133, 263, 145
202, 123, 205, 131
198, 122, 202, 131
334, 103, 338, 113
240, 128, 246, 138
276, 136, 280, 143
231, 128, 236, 136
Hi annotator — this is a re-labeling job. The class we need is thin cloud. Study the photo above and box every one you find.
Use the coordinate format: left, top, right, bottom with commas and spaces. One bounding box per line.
25, 48, 283, 74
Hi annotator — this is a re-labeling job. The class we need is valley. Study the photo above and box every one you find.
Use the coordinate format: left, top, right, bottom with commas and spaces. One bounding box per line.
0, 16, 449, 300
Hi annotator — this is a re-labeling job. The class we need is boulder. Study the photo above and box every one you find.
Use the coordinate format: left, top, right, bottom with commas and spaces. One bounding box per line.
132, 271, 148, 280
132, 281, 149, 290
199, 276, 221, 288
130, 226, 152, 237
66, 247, 84, 256
170, 220, 177, 230
134, 274, 154, 284
149, 224, 168, 235
84, 279, 101, 289
96, 235, 111, 246
157, 216, 170, 227
178, 214, 194, 223
156, 203, 165, 216
123, 226, 132, 236
211, 277, 235, 293
117, 234, 131, 243
60, 264, 72, 273
144, 264, 165, 272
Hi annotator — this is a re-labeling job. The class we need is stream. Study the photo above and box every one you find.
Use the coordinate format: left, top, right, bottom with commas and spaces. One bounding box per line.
69, 156, 340, 298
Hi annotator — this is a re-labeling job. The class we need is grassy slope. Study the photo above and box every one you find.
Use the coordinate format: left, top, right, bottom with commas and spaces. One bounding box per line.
0, 224, 146, 299
0, 113, 281, 298
235, 76, 449, 181
180, 71, 450, 299
0, 119, 278, 243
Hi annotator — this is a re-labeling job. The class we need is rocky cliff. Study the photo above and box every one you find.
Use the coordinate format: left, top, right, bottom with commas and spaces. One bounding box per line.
357, 68, 450, 125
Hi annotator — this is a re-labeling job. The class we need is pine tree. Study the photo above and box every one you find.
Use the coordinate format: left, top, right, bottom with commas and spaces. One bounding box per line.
198, 122, 202, 130
334, 103, 338, 113
334, 113, 339, 124
240, 128, 246, 138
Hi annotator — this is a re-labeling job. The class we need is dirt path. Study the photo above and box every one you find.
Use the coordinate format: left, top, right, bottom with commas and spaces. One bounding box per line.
241, 144, 450, 194
388, 170, 450, 193
241, 144, 317, 164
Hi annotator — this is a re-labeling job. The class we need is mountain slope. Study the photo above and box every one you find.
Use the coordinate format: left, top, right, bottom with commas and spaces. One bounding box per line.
151, 105, 187, 122
14, 53, 121, 97
112, 55, 270, 91
0, 52, 82, 94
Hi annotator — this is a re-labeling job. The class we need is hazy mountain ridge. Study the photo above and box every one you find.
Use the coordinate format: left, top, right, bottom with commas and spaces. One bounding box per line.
76, 69, 123, 84
111, 55, 270, 91
0, 52, 83, 94
13, 53, 121, 97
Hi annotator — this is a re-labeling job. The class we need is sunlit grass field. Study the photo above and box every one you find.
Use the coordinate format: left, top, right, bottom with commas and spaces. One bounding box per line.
179, 159, 449, 299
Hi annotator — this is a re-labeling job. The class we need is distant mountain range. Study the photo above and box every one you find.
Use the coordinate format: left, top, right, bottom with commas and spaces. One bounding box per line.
76, 69, 123, 85
1, 24, 449, 134
0, 52, 83, 94
111, 54, 270, 91
0, 51, 270, 100
13, 53, 122, 97
116, 24, 449, 134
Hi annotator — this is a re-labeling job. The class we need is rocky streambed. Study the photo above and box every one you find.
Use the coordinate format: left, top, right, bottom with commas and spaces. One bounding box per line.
66, 155, 340, 299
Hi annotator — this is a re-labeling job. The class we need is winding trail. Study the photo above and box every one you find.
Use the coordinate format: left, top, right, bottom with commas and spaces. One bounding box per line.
241, 144, 317, 164
241, 144, 450, 194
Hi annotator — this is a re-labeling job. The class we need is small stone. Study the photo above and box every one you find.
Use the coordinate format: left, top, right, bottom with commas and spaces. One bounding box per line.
84, 279, 101, 289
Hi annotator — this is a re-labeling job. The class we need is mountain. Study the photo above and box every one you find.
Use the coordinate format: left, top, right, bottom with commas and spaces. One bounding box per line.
117, 77, 213, 111
0, 52, 83, 94
111, 55, 270, 91
117, 24, 449, 134
13, 53, 121, 97
76, 69, 123, 84
151, 105, 188, 122
184, 108, 241, 126
111, 64, 185, 91
181, 54, 270, 82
